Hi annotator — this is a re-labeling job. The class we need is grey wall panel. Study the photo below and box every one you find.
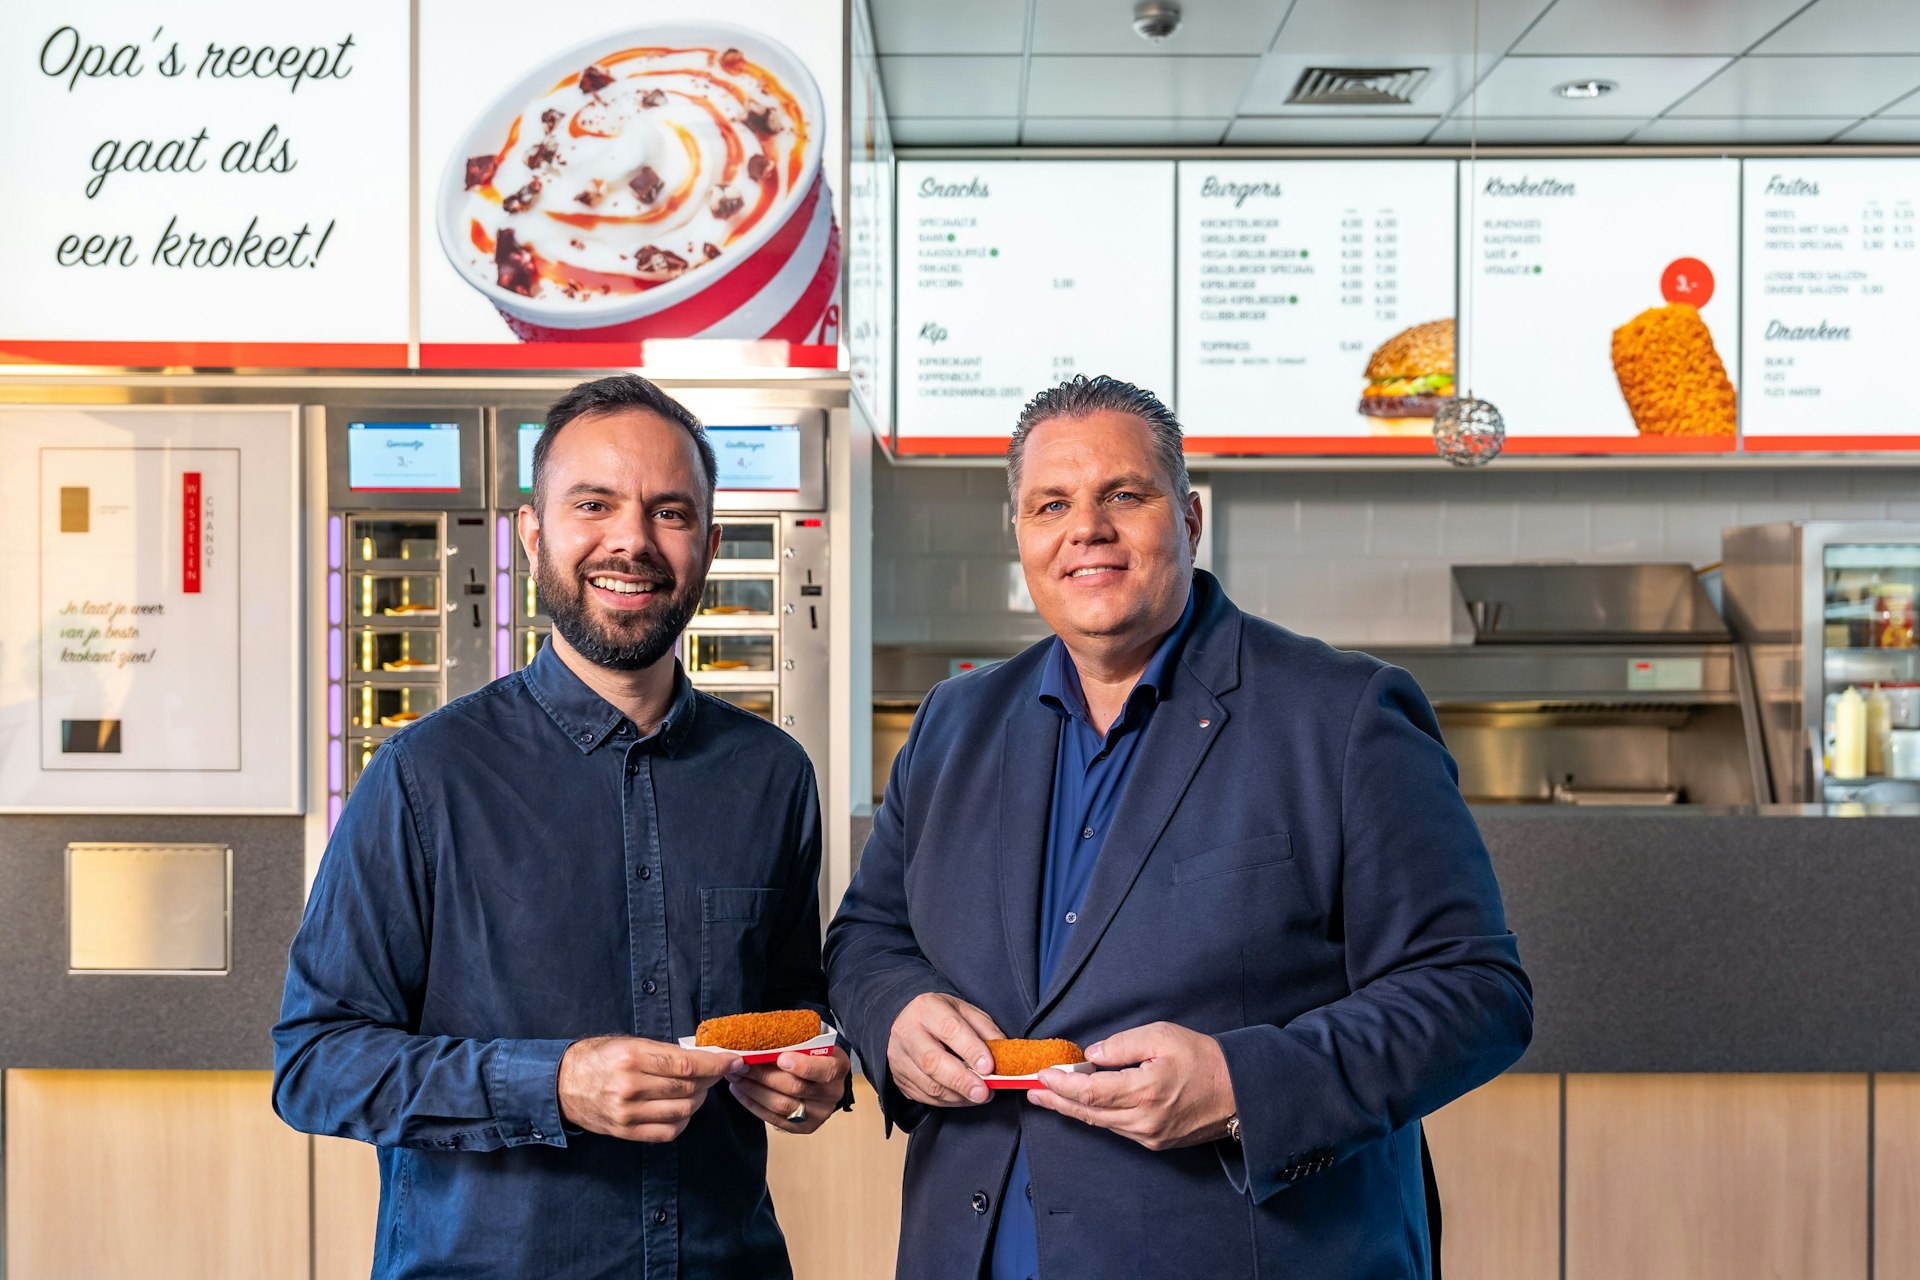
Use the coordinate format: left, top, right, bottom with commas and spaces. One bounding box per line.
0, 816, 304, 1070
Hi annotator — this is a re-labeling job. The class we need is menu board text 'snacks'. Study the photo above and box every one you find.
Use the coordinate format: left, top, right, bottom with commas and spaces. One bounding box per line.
895, 162, 1174, 454
1741, 160, 1920, 450
0, 4, 411, 367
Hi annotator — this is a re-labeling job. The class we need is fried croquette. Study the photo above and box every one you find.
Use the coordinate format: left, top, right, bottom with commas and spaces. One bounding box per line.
1610, 303, 1737, 436
695, 1010, 822, 1051
986, 1038, 1085, 1076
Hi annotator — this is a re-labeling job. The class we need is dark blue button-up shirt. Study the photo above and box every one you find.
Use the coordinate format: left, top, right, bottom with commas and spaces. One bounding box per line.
989, 590, 1196, 1280
273, 643, 826, 1279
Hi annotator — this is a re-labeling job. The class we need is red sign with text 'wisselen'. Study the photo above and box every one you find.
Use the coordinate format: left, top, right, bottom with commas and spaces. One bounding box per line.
182, 472, 203, 594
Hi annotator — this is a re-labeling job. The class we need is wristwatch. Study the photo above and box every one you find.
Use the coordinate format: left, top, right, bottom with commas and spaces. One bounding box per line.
1225, 1114, 1242, 1143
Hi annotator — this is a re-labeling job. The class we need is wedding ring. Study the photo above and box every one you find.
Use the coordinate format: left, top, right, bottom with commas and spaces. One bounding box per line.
785, 1102, 807, 1124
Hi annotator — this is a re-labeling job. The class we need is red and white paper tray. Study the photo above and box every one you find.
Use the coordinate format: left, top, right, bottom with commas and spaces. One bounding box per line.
983, 1061, 1098, 1091
678, 1024, 839, 1067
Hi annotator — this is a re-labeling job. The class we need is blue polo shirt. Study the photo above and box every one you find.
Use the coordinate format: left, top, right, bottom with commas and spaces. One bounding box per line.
989, 588, 1196, 1280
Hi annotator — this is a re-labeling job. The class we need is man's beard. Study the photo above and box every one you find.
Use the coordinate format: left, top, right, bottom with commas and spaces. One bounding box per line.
536, 546, 704, 672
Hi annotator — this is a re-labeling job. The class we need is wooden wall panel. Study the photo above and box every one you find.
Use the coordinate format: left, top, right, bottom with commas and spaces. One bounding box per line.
766, 1079, 907, 1280
1877, 1074, 1920, 1280
314, 1135, 382, 1280
4, 1070, 309, 1280
1566, 1074, 1868, 1280
1423, 1072, 1561, 1280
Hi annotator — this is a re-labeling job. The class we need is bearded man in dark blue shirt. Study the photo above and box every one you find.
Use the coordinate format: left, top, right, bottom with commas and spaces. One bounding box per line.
274, 374, 851, 1279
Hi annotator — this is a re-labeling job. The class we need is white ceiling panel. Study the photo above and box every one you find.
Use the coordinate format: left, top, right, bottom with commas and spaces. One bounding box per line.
878, 56, 1026, 118
1224, 116, 1445, 144
1024, 55, 1260, 118
1425, 115, 1649, 144
1020, 116, 1230, 144
1463, 55, 1732, 117
1239, 54, 1473, 115
1753, 0, 1920, 55
868, 0, 1032, 55
1271, 0, 1553, 57
1670, 55, 1920, 116
889, 118, 1023, 146
1631, 116, 1858, 143
1832, 116, 1920, 141
1031, 0, 1289, 56
1513, 0, 1809, 55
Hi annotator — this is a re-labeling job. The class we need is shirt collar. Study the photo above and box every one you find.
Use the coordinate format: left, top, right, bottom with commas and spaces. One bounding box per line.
522, 641, 698, 756
1038, 583, 1198, 724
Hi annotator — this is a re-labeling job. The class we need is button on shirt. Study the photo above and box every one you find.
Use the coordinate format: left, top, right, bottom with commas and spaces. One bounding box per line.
272, 643, 827, 1280
990, 590, 1196, 1280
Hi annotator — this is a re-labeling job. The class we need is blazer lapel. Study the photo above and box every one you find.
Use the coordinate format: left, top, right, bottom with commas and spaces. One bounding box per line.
1027, 682, 1229, 1028
998, 697, 1060, 1016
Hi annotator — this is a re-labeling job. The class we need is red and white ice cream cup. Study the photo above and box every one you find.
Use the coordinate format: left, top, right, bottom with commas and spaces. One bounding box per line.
437, 22, 839, 346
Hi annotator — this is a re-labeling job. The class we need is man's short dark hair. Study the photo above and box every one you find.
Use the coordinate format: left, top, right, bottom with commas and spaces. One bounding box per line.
532, 374, 719, 522
1007, 374, 1190, 503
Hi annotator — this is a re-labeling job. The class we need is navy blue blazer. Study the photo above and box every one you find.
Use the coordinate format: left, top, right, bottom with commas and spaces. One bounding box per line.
826, 571, 1531, 1279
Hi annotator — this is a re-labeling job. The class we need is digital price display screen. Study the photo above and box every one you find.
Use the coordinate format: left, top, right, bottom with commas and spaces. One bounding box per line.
517, 422, 542, 491
347, 422, 462, 491
710, 425, 802, 492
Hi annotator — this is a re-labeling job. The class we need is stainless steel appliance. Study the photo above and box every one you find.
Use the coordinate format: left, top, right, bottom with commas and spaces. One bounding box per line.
1373, 563, 1768, 805
1722, 521, 1920, 804
488, 404, 831, 775
323, 408, 494, 823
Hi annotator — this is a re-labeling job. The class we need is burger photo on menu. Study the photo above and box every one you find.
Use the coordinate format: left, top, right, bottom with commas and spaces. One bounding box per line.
1358, 319, 1456, 437
1610, 303, 1737, 437
436, 22, 839, 345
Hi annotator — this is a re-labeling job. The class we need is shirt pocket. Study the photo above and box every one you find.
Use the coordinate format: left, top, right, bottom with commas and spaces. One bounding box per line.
1169, 832, 1295, 885
698, 886, 780, 1020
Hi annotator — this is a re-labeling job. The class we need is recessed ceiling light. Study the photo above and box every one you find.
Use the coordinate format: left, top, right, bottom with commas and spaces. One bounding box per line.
1554, 79, 1617, 100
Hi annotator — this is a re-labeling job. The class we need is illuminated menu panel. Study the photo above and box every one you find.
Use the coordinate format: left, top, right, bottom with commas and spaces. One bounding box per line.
896, 161, 1175, 453
1175, 161, 1457, 451
710, 425, 803, 492
1458, 159, 1742, 451
1742, 159, 1920, 450
348, 422, 463, 492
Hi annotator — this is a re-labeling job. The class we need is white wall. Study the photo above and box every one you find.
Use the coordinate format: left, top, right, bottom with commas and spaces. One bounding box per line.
875, 459, 1920, 648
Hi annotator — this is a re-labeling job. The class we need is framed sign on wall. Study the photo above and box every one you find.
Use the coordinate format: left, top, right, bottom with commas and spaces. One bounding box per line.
0, 406, 302, 813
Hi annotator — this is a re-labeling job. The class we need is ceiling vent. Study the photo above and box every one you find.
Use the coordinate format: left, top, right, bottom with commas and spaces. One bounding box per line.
1287, 66, 1432, 107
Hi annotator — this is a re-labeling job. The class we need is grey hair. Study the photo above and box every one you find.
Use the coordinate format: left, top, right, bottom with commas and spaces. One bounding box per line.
1006, 374, 1190, 502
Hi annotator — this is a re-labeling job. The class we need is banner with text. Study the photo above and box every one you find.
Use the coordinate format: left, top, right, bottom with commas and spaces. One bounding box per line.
0, 3, 409, 367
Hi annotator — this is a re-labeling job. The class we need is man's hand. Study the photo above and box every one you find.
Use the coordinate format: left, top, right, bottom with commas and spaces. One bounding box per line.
728, 1047, 854, 1135
888, 992, 1004, 1107
558, 1036, 743, 1142
1025, 1022, 1236, 1152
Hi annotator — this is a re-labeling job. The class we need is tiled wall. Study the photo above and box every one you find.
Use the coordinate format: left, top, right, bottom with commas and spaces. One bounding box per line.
873, 458, 1920, 648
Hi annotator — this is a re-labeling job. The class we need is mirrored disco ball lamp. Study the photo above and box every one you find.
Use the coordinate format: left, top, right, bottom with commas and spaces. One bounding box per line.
1434, 395, 1504, 467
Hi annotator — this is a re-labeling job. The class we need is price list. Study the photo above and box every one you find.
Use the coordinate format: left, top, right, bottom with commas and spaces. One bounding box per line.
1742, 159, 1920, 444
895, 161, 1174, 448
1176, 161, 1456, 443
1458, 159, 1741, 445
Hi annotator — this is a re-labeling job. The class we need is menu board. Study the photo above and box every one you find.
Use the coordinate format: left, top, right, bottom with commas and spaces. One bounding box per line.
1176, 161, 1457, 452
415, 0, 845, 371
0, 406, 301, 813
1458, 159, 1742, 452
896, 161, 1175, 454
1743, 160, 1920, 450
0, 2, 410, 368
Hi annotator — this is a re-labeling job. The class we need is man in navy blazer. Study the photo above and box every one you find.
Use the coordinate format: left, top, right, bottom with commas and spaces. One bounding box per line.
826, 374, 1532, 1278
